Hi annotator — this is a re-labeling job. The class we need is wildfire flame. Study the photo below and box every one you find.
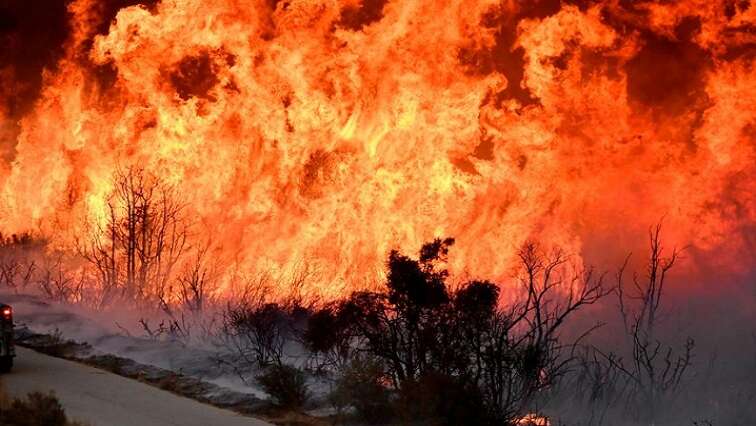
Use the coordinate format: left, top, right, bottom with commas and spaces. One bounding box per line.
1, 0, 754, 298
516, 413, 550, 426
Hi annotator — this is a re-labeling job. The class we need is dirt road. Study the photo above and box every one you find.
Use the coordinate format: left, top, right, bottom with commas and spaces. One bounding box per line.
2, 347, 272, 426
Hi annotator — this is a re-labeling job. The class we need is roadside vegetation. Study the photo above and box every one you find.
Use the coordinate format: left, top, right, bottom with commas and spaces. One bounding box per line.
0, 383, 86, 426
301, 237, 608, 425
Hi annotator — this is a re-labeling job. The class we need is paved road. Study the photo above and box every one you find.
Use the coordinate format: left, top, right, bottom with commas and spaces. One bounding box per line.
1, 347, 272, 426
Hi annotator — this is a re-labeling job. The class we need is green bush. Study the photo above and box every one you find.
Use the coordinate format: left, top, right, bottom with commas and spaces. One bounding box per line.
256, 364, 309, 409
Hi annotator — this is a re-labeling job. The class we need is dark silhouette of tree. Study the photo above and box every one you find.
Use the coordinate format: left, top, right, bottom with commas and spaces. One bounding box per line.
306, 237, 608, 424
77, 167, 188, 307
594, 224, 694, 423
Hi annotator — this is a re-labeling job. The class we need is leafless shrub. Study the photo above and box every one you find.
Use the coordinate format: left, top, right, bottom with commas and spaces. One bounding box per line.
175, 244, 218, 314
212, 269, 321, 380
0, 255, 22, 289
210, 264, 321, 377
478, 243, 609, 422
77, 167, 189, 308
591, 224, 694, 423
0, 257, 36, 291
132, 243, 222, 344
138, 317, 191, 342
36, 253, 85, 303
556, 346, 628, 426
225, 270, 272, 308
0, 232, 43, 291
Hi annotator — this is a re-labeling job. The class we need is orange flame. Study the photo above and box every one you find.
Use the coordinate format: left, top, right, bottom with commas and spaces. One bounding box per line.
1, 0, 754, 298
516, 413, 550, 426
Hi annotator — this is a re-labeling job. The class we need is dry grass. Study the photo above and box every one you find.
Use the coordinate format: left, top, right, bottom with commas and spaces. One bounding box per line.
257, 409, 333, 426
0, 380, 89, 426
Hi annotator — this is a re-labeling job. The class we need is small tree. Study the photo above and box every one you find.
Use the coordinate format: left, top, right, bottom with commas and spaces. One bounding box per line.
175, 243, 218, 314
610, 224, 694, 422
0, 232, 42, 292
477, 243, 608, 422
78, 167, 188, 307
36, 252, 84, 303
307, 238, 609, 425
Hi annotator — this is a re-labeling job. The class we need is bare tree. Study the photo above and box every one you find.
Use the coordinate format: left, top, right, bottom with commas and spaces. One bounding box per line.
0, 232, 41, 291
0, 256, 36, 291
78, 168, 189, 307
79, 200, 119, 305
138, 316, 191, 342
478, 243, 609, 422
595, 224, 694, 423
175, 243, 218, 314
136, 243, 221, 344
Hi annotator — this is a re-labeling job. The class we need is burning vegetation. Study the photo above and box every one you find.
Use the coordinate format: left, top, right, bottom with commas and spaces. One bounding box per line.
0, 0, 753, 298
0, 0, 754, 425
